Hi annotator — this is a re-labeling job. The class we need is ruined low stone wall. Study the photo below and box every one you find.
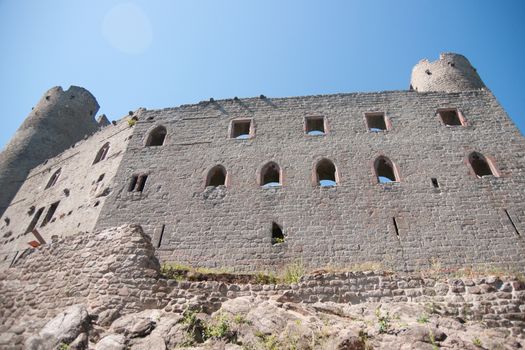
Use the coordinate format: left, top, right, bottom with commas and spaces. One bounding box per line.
159, 271, 525, 335
0, 225, 523, 349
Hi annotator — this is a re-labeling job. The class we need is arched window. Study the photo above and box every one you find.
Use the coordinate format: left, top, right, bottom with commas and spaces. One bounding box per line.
316, 158, 337, 187
206, 165, 227, 187
145, 126, 167, 146
260, 162, 281, 187
93, 142, 110, 164
469, 152, 497, 178
374, 156, 398, 183
45, 168, 61, 189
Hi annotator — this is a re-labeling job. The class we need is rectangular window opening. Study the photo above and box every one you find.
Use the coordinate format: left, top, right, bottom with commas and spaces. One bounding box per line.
136, 175, 148, 192
41, 201, 60, 227
439, 109, 463, 126
392, 217, 400, 237
231, 120, 252, 139
305, 116, 325, 135
25, 207, 45, 233
504, 209, 520, 236
128, 175, 138, 192
431, 178, 439, 188
366, 113, 387, 132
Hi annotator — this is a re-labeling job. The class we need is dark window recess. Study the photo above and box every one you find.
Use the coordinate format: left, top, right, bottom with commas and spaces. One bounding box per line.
439, 110, 462, 126
316, 159, 337, 187
261, 162, 280, 187
25, 207, 44, 233
431, 178, 439, 188
206, 166, 226, 187
157, 224, 166, 248
305, 117, 325, 135
93, 143, 110, 164
392, 217, 400, 237
271, 222, 284, 244
41, 202, 60, 227
469, 152, 494, 177
375, 157, 397, 183
97, 174, 105, 183
366, 113, 387, 131
504, 210, 520, 236
231, 120, 251, 139
45, 169, 61, 189
136, 175, 148, 192
146, 126, 167, 146
128, 175, 138, 192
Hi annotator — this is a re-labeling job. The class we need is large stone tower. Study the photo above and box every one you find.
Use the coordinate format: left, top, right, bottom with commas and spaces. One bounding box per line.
410, 52, 486, 92
0, 86, 100, 217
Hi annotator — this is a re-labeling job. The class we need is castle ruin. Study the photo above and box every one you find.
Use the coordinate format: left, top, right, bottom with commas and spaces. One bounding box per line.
1, 52, 524, 273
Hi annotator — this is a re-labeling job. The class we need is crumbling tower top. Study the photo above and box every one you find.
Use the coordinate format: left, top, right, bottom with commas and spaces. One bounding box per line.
410, 53, 486, 93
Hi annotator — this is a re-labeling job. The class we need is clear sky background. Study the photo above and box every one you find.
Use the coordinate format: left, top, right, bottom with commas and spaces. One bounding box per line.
1, 0, 524, 149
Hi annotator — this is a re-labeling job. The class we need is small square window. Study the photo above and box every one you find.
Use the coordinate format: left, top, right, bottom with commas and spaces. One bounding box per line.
230, 119, 253, 139
438, 109, 464, 126
305, 116, 326, 135
365, 113, 388, 132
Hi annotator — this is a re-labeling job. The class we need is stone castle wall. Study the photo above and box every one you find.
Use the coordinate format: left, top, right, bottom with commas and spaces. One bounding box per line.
0, 118, 133, 268
0, 225, 523, 348
95, 89, 525, 273
0, 53, 523, 275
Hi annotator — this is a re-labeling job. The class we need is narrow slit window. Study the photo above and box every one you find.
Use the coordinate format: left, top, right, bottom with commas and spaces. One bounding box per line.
230, 120, 252, 139
504, 209, 520, 236
261, 162, 281, 188
146, 126, 167, 146
305, 116, 325, 135
468, 152, 496, 178
392, 217, 400, 237
128, 175, 139, 192
316, 158, 337, 187
93, 142, 110, 164
157, 224, 166, 248
25, 207, 44, 233
206, 165, 227, 187
366, 113, 388, 132
45, 168, 61, 189
431, 178, 439, 188
136, 175, 148, 192
375, 156, 398, 183
439, 109, 464, 126
271, 222, 284, 244
41, 202, 60, 227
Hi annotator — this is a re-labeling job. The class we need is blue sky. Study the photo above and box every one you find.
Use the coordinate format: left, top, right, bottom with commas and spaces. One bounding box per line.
1, 0, 524, 148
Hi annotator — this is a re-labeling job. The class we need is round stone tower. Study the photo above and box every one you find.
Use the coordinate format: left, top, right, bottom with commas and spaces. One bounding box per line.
0, 86, 100, 217
410, 53, 486, 93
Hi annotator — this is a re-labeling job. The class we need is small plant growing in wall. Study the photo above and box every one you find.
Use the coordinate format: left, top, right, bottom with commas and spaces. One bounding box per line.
280, 261, 305, 284
127, 118, 137, 127
255, 332, 280, 350
204, 313, 236, 341
272, 236, 285, 244
180, 308, 204, 345
472, 337, 482, 347
417, 313, 429, 324
375, 307, 391, 334
429, 330, 439, 350
57, 343, 70, 350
